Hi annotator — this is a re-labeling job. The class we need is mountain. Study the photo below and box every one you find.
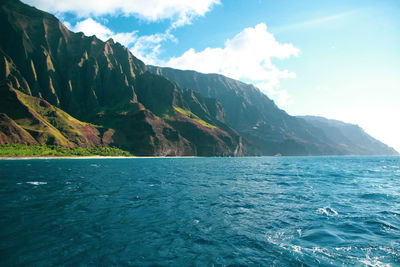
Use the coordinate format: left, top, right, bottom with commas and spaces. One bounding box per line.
297, 116, 398, 155
0, 0, 397, 156
0, 80, 107, 147
0, 0, 251, 156
148, 66, 398, 156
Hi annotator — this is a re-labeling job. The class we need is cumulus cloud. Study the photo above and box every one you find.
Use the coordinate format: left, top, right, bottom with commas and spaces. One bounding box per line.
23, 0, 219, 27
129, 32, 176, 65
64, 19, 298, 106
68, 18, 173, 65
72, 18, 114, 40
164, 23, 299, 106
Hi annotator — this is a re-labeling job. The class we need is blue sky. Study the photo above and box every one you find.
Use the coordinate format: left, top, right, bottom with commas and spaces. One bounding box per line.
23, 0, 400, 151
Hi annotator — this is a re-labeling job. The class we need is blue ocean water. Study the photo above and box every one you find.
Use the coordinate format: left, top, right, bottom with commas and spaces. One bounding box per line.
0, 156, 399, 266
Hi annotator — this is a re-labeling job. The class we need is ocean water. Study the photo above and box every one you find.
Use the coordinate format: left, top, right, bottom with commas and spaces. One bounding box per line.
0, 156, 399, 266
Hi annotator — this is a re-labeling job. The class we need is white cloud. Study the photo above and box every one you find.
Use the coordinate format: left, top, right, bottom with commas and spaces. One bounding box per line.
23, 0, 219, 27
257, 81, 294, 107
68, 18, 173, 65
164, 23, 299, 107
111, 31, 140, 47
72, 18, 114, 40
65, 19, 298, 107
129, 32, 176, 65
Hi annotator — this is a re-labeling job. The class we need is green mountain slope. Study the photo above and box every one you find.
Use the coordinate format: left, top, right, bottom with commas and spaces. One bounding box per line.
148, 66, 398, 155
133, 72, 256, 156
0, 81, 108, 147
0, 0, 250, 156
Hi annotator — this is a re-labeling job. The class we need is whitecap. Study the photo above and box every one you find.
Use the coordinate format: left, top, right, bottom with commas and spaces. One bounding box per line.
26, 181, 47, 185
297, 229, 302, 237
378, 246, 399, 256
291, 245, 302, 253
305, 246, 343, 259
317, 207, 338, 216
265, 232, 306, 255
359, 255, 390, 267
334, 246, 352, 252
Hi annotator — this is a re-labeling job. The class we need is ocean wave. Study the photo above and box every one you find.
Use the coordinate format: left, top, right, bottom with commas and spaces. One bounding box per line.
316, 207, 338, 216
26, 181, 47, 185
359, 193, 398, 201
2, 156, 399, 266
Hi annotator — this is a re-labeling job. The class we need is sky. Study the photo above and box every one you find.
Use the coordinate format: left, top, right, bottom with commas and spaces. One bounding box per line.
23, 0, 400, 152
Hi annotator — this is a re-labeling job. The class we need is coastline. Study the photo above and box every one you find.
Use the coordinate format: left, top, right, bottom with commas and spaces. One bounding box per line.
0, 156, 199, 160
1, 155, 397, 160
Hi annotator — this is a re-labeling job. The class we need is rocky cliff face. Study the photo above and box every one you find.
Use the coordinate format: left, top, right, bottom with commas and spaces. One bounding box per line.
133, 72, 256, 156
148, 66, 334, 155
0, 0, 250, 156
0, 0, 144, 120
148, 66, 398, 156
297, 116, 398, 155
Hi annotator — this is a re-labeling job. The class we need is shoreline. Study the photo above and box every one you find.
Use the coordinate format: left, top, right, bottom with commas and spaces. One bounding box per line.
1, 155, 398, 160
0, 156, 199, 160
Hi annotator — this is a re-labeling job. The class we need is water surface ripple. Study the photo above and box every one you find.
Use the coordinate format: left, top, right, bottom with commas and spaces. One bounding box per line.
0, 156, 399, 265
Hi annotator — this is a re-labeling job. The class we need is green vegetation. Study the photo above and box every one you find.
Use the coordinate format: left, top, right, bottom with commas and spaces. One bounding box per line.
173, 106, 217, 129
12, 90, 72, 147
0, 144, 133, 157
161, 112, 174, 121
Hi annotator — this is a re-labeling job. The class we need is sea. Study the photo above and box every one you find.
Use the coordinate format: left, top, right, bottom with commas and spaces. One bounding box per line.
0, 156, 399, 266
